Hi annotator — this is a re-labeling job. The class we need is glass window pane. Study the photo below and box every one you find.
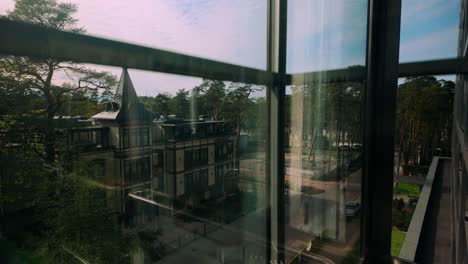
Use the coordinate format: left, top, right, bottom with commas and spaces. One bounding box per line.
392, 75, 455, 258
287, 0, 368, 73
285, 1, 367, 263
0, 41, 270, 262
400, 0, 460, 62
0, 0, 267, 69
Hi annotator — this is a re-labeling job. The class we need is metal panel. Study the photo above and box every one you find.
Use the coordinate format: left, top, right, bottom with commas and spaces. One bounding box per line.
0, 19, 276, 86
2, 19, 467, 88
362, 0, 402, 263
399, 58, 468, 77
267, 0, 287, 262
176, 173, 185, 196
288, 58, 468, 85
176, 150, 184, 173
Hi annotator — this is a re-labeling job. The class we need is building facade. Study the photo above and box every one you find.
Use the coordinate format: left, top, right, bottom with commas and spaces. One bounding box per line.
69, 69, 240, 212
452, 1, 468, 262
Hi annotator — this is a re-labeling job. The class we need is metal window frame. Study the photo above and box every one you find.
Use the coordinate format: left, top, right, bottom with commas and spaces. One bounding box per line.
362, 0, 402, 263
1, 18, 466, 84
289, 58, 468, 84
0, 5, 466, 262
266, 0, 287, 262
0, 19, 277, 86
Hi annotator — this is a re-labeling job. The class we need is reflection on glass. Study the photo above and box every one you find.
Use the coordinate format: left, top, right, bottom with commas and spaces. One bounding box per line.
285, 80, 364, 263
399, 0, 459, 62
286, 0, 368, 73
1, 58, 270, 262
0, 0, 270, 263
0, 0, 267, 69
285, 0, 367, 263
391, 76, 454, 257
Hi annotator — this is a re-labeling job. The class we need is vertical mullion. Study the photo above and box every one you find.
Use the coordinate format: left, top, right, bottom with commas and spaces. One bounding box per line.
362, 0, 401, 263
267, 0, 287, 263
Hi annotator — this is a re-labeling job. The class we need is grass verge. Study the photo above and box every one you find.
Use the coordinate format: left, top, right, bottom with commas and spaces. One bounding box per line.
395, 182, 420, 197
391, 229, 407, 256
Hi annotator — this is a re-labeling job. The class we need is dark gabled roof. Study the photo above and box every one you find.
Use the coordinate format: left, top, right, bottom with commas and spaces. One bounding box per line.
92, 68, 155, 124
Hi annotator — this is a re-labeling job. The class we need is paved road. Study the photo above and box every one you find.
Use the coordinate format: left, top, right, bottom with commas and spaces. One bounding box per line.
155, 153, 362, 263
284, 168, 362, 264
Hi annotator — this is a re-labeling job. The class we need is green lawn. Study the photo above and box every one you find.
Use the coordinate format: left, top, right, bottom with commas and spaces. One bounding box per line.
395, 182, 421, 197
391, 229, 407, 256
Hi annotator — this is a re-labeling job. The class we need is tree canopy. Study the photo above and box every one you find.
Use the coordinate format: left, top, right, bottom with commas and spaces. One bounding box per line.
6, 0, 84, 32
396, 76, 454, 173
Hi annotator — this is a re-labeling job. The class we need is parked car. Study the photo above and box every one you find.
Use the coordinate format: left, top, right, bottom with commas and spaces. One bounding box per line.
346, 202, 361, 217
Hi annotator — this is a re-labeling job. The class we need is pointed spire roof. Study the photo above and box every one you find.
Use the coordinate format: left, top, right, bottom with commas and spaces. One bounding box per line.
91, 68, 155, 123
114, 68, 140, 112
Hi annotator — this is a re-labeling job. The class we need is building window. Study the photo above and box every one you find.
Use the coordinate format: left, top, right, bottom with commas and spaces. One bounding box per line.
166, 150, 175, 173
184, 148, 208, 170
124, 157, 150, 185
123, 127, 150, 148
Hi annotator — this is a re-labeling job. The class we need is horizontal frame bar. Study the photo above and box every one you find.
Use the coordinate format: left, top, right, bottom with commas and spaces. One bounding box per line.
288, 58, 468, 85
287, 66, 366, 84
1, 20, 466, 87
398, 58, 468, 77
362, 0, 402, 262
266, 0, 287, 262
0, 19, 276, 86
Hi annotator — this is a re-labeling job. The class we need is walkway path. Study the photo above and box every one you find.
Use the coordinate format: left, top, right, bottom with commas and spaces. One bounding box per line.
431, 159, 452, 263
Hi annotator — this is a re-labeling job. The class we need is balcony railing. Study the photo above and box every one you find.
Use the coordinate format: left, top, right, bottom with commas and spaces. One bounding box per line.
398, 156, 451, 263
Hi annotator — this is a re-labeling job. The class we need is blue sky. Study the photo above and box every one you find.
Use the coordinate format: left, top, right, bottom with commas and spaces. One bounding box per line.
400, 0, 459, 62
0, 0, 461, 95
287, 0, 368, 73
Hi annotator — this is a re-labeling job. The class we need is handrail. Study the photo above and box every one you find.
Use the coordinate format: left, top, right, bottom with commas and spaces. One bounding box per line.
289, 58, 468, 84
398, 156, 440, 262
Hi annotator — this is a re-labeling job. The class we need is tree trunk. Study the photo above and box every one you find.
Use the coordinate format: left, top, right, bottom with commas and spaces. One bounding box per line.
43, 64, 57, 164
347, 128, 353, 173
396, 124, 405, 177
337, 128, 343, 180
327, 126, 334, 178
44, 110, 57, 164
307, 127, 317, 162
